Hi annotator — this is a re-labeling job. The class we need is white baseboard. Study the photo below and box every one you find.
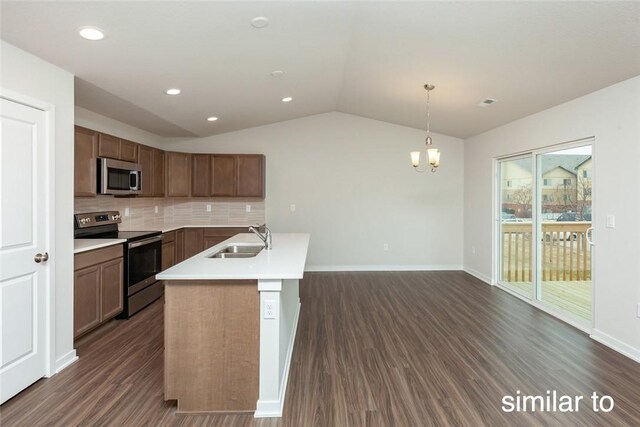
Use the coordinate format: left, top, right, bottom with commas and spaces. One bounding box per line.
254, 301, 301, 418
590, 329, 640, 363
54, 350, 78, 374
463, 266, 492, 285
305, 264, 462, 272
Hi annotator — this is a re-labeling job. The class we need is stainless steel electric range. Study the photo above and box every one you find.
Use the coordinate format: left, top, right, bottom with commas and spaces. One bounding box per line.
74, 211, 163, 318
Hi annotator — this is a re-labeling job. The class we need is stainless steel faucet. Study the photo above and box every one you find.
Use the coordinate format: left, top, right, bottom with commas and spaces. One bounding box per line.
249, 224, 272, 250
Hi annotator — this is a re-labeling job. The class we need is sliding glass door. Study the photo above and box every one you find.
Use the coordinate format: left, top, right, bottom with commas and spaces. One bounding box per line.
498, 155, 533, 298
497, 141, 593, 326
536, 145, 593, 323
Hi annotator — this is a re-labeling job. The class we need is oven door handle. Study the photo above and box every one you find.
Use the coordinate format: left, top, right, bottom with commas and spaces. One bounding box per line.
128, 235, 163, 249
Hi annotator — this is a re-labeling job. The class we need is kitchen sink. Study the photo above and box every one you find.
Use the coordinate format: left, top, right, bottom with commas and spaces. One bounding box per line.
208, 244, 264, 259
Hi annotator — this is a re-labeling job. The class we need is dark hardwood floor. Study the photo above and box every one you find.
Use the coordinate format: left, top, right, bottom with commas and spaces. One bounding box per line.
2, 271, 640, 426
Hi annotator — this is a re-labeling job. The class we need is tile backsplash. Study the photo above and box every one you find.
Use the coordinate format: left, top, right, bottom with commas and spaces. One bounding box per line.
74, 196, 266, 228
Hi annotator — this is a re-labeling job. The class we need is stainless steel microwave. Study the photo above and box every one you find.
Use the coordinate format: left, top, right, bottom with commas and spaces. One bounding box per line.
97, 158, 142, 195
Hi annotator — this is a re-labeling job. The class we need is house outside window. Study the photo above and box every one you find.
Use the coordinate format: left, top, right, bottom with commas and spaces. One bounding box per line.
543, 179, 551, 186
582, 170, 588, 178
563, 178, 572, 186
506, 180, 512, 188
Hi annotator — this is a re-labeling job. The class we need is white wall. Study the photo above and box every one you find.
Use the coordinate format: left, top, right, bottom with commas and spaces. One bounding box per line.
464, 75, 640, 360
164, 112, 465, 270
75, 106, 165, 149
1, 41, 76, 370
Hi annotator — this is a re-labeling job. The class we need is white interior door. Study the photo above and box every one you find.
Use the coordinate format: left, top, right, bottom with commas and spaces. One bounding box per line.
0, 98, 50, 404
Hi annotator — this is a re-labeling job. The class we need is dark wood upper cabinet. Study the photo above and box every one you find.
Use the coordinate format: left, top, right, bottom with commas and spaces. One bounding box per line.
153, 148, 165, 197
236, 155, 265, 198
120, 139, 138, 162
137, 144, 154, 197
211, 155, 237, 197
191, 154, 211, 197
98, 133, 121, 159
166, 152, 191, 197
74, 126, 98, 197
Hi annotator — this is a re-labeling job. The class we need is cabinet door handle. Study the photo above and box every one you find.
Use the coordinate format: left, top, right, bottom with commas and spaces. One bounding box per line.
34, 252, 49, 263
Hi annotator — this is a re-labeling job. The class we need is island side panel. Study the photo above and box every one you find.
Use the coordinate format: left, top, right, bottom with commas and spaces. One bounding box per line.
164, 280, 259, 413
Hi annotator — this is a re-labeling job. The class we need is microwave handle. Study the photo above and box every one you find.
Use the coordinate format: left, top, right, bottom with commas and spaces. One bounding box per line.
130, 170, 140, 191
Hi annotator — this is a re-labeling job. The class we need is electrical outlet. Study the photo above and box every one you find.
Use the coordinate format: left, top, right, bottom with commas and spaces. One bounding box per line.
290, 204, 296, 212
154, 206, 159, 214
472, 246, 476, 255
246, 204, 251, 213
637, 303, 640, 318
206, 204, 212, 212
124, 207, 130, 217
383, 243, 389, 251
264, 299, 277, 319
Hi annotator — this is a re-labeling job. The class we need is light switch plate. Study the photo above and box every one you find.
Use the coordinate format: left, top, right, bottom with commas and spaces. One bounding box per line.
154, 206, 159, 214
124, 207, 130, 217
206, 204, 212, 212
290, 204, 296, 212
246, 204, 251, 213
606, 214, 615, 228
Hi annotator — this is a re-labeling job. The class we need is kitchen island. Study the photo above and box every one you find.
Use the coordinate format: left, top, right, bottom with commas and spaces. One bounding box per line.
156, 233, 310, 417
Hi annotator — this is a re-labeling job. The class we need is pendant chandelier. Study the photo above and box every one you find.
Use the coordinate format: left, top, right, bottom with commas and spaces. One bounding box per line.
410, 84, 440, 173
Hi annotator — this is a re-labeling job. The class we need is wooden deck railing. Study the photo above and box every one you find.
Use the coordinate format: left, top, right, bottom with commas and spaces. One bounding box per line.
502, 222, 591, 282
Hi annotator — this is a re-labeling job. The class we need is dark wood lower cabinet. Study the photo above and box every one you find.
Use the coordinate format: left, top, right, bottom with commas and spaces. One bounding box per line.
183, 228, 204, 259
73, 245, 124, 339
73, 265, 101, 337
176, 229, 185, 263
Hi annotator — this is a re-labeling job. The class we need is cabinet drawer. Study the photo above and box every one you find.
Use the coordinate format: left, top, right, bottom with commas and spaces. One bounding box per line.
75, 244, 124, 271
163, 231, 176, 243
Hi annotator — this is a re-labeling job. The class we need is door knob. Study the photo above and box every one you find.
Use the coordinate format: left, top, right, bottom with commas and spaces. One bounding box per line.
34, 252, 49, 263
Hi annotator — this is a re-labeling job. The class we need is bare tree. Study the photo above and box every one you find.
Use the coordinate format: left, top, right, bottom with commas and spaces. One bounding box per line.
576, 175, 592, 218
552, 181, 577, 213
512, 184, 532, 217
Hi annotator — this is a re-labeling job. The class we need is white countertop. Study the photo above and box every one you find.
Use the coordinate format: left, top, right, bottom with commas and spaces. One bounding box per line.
74, 238, 126, 254
156, 233, 310, 281
120, 222, 254, 233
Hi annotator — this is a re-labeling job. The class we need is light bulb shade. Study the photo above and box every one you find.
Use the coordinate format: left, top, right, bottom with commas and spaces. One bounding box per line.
426, 135, 433, 145
410, 151, 421, 167
427, 148, 440, 167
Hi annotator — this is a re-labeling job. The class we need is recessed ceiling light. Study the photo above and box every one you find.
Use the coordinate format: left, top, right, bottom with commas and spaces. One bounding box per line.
165, 88, 181, 95
281, 97, 293, 103
207, 116, 219, 122
251, 17, 269, 28
271, 70, 284, 77
477, 98, 497, 107
78, 27, 105, 41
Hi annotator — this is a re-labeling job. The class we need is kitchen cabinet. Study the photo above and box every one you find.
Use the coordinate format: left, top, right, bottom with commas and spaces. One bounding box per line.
211, 154, 265, 198
137, 145, 166, 197
236, 155, 265, 198
184, 228, 204, 259
137, 144, 154, 197
74, 126, 98, 197
120, 139, 138, 162
162, 231, 177, 270
203, 227, 250, 249
74, 245, 124, 338
166, 152, 191, 197
176, 229, 185, 263
211, 155, 236, 197
191, 154, 211, 197
98, 133, 121, 159
153, 148, 165, 197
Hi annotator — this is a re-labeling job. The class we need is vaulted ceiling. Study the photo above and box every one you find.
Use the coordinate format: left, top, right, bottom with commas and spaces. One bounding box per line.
2, 1, 639, 139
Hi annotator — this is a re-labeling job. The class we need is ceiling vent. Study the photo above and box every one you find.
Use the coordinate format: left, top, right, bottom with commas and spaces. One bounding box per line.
477, 98, 497, 107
